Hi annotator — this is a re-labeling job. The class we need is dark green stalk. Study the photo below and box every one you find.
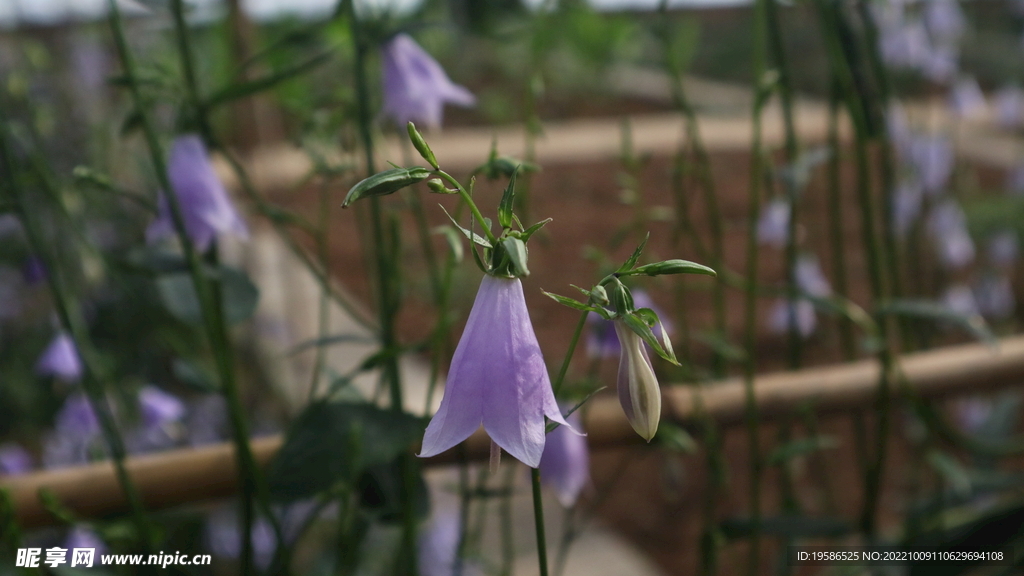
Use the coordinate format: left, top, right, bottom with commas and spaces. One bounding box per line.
0, 122, 154, 550
826, 82, 855, 360
745, 3, 771, 572
531, 468, 550, 576
309, 176, 334, 401
552, 311, 589, 396
343, 3, 417, 571
499, 463, 517, 576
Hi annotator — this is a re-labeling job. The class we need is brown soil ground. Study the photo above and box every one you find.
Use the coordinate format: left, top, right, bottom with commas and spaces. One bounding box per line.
267, 143, 1022, 575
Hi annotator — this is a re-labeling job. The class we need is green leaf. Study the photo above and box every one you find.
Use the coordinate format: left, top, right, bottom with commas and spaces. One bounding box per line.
514, 218, 552, 242
439, 205, 491, 248
206, 53, 331, 108
156, 266, 259, 326
497, 166, 520, 229
876, 298, 995, 346
766, 436, 839, 466
626, 259, 717, 278
616, 232, 650, 273
542, 291, 602, 315
500, 236, 529, 277
268, 401, 424, 501
342, 167, 432, 207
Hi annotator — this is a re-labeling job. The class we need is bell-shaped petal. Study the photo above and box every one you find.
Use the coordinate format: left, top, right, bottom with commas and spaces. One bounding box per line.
146, 135, 249, 252
381, 34, 476, 130
539, 409, 590, 507
613, 320, 661, 442
36, 332, 83, 382
420, 275, 569, 468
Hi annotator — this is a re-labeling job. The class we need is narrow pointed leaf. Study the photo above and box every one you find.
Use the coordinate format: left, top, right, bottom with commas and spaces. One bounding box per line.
343, 167, 432, 207
616, 232, 650, 273
622, 311, 678, 365
438, 205, 491, 248
497, 166, 520, 229
627, 259, 717, 277
542, 291, 602, 314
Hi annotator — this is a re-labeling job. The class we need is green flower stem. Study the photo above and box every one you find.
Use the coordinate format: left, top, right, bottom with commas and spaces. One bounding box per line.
343, 3, 417, 572
0, 122, 154, 550
108, 1, 268, 570
552, 311, 589, 396
434, 169, 498, 245
531, 468, 550, 576
745, 2, 772, 572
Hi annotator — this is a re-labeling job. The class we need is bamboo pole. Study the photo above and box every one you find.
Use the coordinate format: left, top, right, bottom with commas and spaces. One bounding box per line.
5, 335, 1024, 528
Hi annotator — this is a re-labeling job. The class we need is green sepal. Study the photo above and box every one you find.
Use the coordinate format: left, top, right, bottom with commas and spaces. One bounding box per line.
407, 122, 439, 169
500, 236, 529, 277
439, 205, 491, 248
342, 167, 432, 207
497, 166, 520, 229
616, 232, 650, 273
510, 217, 552, 242
625, 259, 717, 278
621, 311, 679, 366
542, 291, 604, 316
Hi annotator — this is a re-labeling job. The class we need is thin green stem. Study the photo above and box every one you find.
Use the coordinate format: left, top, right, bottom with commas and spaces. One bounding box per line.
435, 169, 497, 245
552, 311, 589, 396
531, 468, 550, 576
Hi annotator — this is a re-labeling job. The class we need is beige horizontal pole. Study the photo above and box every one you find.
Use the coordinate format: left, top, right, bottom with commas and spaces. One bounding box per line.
4, 336, 1024, 528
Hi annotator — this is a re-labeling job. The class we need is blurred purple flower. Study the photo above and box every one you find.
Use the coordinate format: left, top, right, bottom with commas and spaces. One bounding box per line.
887, 102, 912, 154
44, 393, 104, 468
205, 509, 277, 570
539, 409, 589, 507
954, 397, 992, 433
1007, 165, 1024, 195
420, 275, 570, 468
0, 442, 33, 475
757, 198, 791, 248
55, 394, 100, 436
380, 34, 476, 130
187, 395, 228, 447
418, 512, 481, 576
795, 254, 832, 298
768, 299, 816, 338
879, 21, 931, 70
146, 135, 249, 252
36, 332, 83, 382
908, 135, 954, 195
138, 385, 185, 429
949, 76, 986, 118
974, 274, 1015, 319
921, 46, 958, 84
994, 86, 1024, 129
22, 256, 47, 285
928, 200, 975, 269
988, 231, 1019, 267
586, 289, 671, 358
923, 0, 965, 42
942, 284, 979, 317
892, 181, 924, 237
65, 526, 107, 556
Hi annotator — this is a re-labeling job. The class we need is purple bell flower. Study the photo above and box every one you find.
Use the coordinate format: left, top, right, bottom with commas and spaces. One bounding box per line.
795, 254, 832, 298
921, 46, 958, 84
879, 21, 931, 70
205, 508, 277, 570
613, 319, 662, 441
418, 512, 481, 576
380, 34, 476, 130
994, 86, 1024, 129
138, 385, 186, 429
908, 135, 954, 195
757, 198, 791, 248
892, 180, 924, 237
974, 274, 1015, 319
942, 284, 979, 317
768, 299, 817, 338
949, 76, 986, 118
146, 135, 249, 252
56, 393, 101, 436
988, 231, 1019, 267
924, 0, 965, 43
22, 256, 47, 285
65, 527, 107, 556
419, 275, 571, 468
43, 393, 104, 468
35, 332, 83, 382
0, 442, 33, 475
928, 200, 975, 269
538, 409, 589, 507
